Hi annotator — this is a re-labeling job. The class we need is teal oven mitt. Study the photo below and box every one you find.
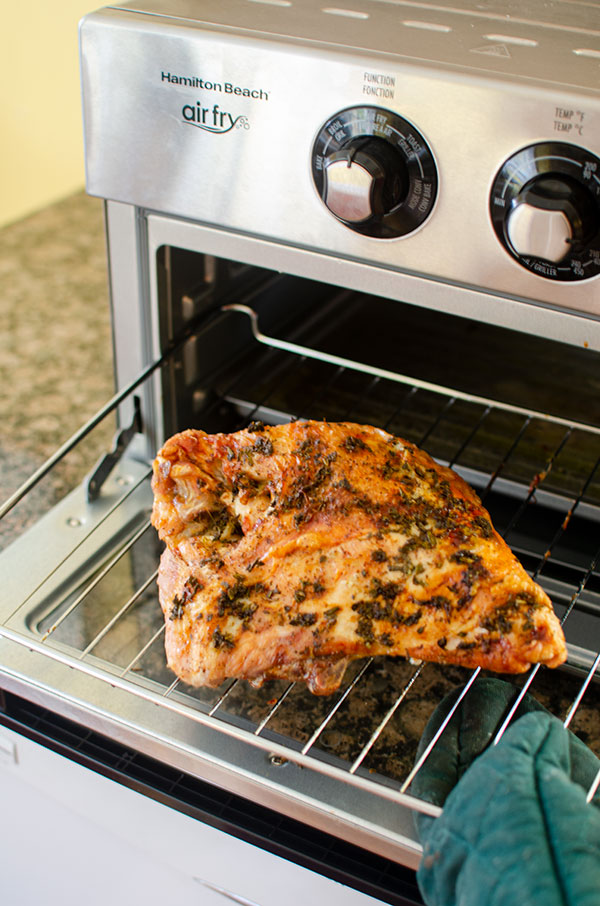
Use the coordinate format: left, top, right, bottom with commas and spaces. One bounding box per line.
411, 678, 600, 906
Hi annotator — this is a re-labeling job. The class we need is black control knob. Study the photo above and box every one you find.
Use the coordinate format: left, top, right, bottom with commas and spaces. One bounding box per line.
323, 136, 408, 224
312, 106, 437, 239
491, 143, 600, 281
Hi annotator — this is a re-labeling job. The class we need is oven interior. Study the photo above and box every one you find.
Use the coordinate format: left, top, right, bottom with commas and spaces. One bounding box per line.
2, 242, 600, 867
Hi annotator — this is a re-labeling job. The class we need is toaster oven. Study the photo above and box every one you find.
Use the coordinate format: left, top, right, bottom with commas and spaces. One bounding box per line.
2, 1, 600, 903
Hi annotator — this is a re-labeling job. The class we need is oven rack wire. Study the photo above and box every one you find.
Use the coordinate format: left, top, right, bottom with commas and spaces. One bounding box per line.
2, 302, 600, 818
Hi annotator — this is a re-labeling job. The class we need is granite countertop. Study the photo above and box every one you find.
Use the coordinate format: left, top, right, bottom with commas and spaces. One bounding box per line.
0, 192, 114, 549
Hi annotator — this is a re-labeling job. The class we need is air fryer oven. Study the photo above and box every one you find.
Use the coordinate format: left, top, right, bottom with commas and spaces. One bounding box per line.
2, 1, 600, 903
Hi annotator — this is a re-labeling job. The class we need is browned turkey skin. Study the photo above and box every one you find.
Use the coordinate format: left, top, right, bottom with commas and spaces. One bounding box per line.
151, 420, 566, 694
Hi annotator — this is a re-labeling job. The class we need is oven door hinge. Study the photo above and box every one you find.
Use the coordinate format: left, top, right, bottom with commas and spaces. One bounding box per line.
86, 396, 143, 502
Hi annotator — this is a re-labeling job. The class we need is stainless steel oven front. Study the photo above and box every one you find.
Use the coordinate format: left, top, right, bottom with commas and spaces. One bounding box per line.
1, 2, 600, 904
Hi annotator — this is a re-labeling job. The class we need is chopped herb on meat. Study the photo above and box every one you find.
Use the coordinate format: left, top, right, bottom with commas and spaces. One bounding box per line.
342, 435, 370, 453
289, 612, 317, 627
212, 628, 235, 650
169, 575, 203, 620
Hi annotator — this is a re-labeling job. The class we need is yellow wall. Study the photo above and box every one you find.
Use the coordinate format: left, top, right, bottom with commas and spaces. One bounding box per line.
1, 2, 96, 229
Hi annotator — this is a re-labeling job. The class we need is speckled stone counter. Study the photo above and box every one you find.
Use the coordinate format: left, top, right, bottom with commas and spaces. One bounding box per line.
0, 193, 114, 549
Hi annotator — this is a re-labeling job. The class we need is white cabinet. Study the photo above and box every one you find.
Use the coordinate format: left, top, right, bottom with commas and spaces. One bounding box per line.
0, 726, 383, 906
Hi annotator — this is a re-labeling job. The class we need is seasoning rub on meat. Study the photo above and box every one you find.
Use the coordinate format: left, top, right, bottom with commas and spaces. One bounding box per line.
151, 420, 567, 695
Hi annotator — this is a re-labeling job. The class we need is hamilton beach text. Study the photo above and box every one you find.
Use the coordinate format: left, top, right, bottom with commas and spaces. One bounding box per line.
161, 72, 269, 101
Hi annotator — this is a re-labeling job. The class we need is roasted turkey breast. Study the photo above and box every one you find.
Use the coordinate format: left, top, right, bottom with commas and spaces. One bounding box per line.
151, 420, 567, 694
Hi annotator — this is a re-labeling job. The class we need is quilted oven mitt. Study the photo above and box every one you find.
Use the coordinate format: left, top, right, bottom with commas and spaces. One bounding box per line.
411, 678, 600, 906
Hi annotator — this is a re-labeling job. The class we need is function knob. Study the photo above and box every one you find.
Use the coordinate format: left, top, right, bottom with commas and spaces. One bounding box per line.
505, 175, 597, 264
312, 106, 438, 239
323, 137, 408, 224
490, 142, 600, 281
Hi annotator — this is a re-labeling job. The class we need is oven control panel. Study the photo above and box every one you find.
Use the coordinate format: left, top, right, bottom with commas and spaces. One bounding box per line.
490, 142, 600, 282
81, 5, 600, 342
311, 106, 437, 239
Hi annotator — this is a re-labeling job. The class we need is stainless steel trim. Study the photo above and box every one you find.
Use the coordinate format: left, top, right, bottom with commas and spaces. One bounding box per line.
141, 211, 600, 351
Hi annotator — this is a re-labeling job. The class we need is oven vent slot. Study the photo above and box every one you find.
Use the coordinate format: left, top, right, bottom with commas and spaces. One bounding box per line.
322, 7, 370, 18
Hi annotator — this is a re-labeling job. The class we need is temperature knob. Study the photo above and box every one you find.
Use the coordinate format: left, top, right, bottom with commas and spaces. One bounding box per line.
490, 143, 600, 281
506, 202, 572, 264
506, 175, 597, 263
312, 106, 437, 239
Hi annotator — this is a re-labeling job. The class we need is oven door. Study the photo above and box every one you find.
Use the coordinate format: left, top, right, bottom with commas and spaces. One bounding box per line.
2, 205, 600, 899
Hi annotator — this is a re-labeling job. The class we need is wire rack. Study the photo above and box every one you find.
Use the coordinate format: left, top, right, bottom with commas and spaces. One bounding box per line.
2, 301, 600, 820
